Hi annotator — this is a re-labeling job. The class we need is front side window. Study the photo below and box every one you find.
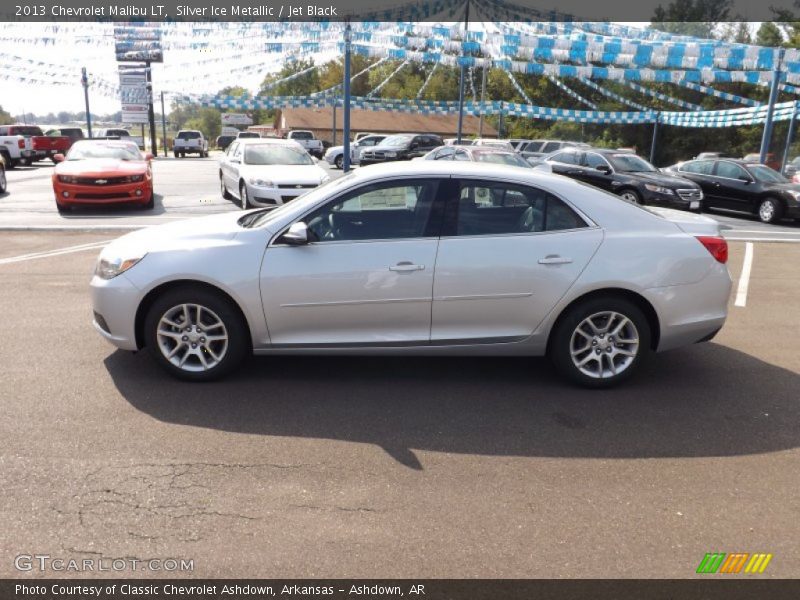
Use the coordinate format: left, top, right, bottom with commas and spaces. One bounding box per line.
715, 161, 749, 180
550, 151, 580, 165
449, 180, 588, 236
303, 179, 441, 242
584, 153, 611, 169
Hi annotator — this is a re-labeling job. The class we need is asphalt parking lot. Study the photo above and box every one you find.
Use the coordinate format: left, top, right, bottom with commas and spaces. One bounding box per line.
0, 157, 799, 579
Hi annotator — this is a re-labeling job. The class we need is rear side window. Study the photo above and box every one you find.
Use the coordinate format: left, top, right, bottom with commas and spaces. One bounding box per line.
446, 180, 588, 236
541, 142, 562, 153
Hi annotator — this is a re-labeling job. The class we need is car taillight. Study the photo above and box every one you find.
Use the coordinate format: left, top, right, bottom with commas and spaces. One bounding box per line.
18, 139, 24, 149
696, 236, 728, 264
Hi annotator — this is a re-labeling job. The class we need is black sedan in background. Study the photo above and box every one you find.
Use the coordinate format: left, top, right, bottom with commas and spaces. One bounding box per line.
359, 134, 443, 166
664, 158, 800, 224
543, 148, 704, 212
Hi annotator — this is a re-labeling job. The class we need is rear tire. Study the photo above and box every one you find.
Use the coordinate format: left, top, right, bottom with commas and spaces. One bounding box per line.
144, 286, 249, 381
549, 296, 651, 388
173, 151, 178, 158
757, 197, 783, 224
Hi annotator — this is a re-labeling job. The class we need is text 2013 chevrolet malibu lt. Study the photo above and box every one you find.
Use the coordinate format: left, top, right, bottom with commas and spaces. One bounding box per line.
91, 162, 732, 387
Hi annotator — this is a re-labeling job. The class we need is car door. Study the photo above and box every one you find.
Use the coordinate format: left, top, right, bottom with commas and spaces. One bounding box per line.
580, 152, 616, 192
431, 178, 603, 342
260, 178, 445, 345
712, 161, 753, 210
546, 150, 585, 178
224, 142, 242, 193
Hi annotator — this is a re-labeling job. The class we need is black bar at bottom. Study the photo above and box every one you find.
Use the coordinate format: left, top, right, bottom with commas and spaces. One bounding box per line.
3, 579, 800, 600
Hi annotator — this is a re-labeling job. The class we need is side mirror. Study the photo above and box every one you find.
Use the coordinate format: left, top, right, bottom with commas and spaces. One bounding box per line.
596, 165, 611, 174
144, 152, 154, 161
230, 157, 240, 164
53, 154, 65, 163
410, 143, 419, 150
281, 222, 309, 245
739, 176, 753, 184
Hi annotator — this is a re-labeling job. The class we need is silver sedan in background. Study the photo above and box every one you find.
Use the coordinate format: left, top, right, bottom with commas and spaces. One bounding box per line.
91, 162, 732, 387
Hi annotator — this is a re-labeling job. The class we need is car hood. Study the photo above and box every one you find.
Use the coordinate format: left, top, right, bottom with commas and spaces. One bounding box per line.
101, 211, 245, 259
620, 170, 698, 188
56, 159, 147, 176
239, 164, 328, 183
759, 181, 800, 192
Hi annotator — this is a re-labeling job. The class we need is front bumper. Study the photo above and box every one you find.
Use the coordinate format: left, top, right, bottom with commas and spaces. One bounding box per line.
54, 181, 152, 206
246, 182, 319, 206
90, 273, 142, 351
644, 190, 703, 212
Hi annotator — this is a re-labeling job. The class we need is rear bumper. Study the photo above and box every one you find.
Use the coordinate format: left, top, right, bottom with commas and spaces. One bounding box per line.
644, 262, 733, 352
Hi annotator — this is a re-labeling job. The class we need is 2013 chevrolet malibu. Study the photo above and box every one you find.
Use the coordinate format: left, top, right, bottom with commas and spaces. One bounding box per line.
91, 162, 732, 387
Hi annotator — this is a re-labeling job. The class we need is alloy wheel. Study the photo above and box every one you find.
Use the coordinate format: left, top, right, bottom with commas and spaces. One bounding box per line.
156, 303, 229, 372
620, 191, 641, 204
759, 200, 776, 223
569, 311, 640, 379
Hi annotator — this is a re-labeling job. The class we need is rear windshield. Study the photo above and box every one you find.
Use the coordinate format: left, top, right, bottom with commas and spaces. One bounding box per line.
14, 126, 44, 137
237, 132, 260, 138
105, 129, 130, 137
177, 131, 201, 139
290, 131, 313, 140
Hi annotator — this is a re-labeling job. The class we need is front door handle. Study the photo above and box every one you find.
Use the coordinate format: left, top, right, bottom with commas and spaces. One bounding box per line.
389, 262, 425, 272
538, 255, 573, 265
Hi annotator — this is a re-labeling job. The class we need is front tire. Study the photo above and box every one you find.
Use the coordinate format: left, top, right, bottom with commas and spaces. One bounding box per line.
335, 155, 343, 169
619, 189, 643, 205
220, 174, 232, 199
0, 166, 6, 193
144, 287, 249, 381
757, 197, 783, 224
239, 183, 250, 209
549, 296, 651, 388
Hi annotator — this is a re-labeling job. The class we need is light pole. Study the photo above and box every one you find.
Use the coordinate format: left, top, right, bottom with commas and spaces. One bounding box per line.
81, 67, 92, 138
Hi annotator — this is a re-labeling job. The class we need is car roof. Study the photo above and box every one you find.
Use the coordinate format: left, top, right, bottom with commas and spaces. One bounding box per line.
235, 138, 301, 146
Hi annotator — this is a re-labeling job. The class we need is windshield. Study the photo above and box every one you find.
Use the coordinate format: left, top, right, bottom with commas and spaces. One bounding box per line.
380, 135, 413, 147
244, 145, 313, 165
607, 154, 657, 172
475, 152, 531, 167
747, 164, 788, 183
242, 173, 356, 229
66, 142, 142, 161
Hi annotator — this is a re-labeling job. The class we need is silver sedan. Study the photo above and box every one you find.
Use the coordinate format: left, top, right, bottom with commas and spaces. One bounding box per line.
91, 162, 732, 387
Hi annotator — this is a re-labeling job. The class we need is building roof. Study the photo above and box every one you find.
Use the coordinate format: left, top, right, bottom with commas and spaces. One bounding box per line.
275, 107, 498, 137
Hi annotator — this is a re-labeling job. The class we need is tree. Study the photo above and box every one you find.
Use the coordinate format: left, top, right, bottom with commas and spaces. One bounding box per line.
0, 105, 12, 125
756, 22, 784, 47
650, 0, 731, 39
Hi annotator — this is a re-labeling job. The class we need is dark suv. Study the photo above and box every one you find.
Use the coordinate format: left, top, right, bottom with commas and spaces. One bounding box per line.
359, 134, 443, 166
544, 148, 704, 212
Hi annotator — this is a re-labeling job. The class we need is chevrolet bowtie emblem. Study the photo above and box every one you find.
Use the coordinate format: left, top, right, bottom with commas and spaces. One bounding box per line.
96, 179, 107, 184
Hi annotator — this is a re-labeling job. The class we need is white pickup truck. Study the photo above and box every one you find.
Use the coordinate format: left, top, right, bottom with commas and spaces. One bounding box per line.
173, 130, 209, 158
285, 130, 324, 158
0, 135, 35, 169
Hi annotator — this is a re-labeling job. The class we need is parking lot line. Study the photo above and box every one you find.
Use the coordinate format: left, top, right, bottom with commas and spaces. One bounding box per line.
734, 242, 754, 308
0, 240, 110, 265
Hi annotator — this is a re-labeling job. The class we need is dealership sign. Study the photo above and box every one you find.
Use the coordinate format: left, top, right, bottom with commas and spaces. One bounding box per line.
118, 65, 149, 124
114, 24, 163, 63
221, 113, 253, 125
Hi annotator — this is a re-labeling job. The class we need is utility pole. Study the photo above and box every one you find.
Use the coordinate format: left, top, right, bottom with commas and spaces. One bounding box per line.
81, 67, 92, 138
160, 90, 167, 158
343, 20, 352, 172
760, 48, 785, 164
145, 62, 157, 154
478, 60, 487, 138
650, 112, 660, 165
456, 0, 470, 143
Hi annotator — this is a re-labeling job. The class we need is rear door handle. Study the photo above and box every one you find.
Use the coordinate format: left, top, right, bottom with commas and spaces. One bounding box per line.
538, 255, 573, 265
389, 262, 425, 272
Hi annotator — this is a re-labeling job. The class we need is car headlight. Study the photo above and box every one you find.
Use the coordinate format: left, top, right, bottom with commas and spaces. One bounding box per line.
247, 178, 274, 187
57, 175, 79, 184
644, 184, 674, 195
384, 151, 397, 158
95, 254, 146, 280
786, 190, 800, 200
124, 174, 145, 183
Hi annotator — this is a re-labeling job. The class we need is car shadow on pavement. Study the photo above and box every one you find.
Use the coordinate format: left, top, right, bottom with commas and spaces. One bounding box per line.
106, 343, 800, 470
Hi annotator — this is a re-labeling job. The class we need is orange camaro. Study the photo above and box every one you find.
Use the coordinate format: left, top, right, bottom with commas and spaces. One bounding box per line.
52, 140, 154, 213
